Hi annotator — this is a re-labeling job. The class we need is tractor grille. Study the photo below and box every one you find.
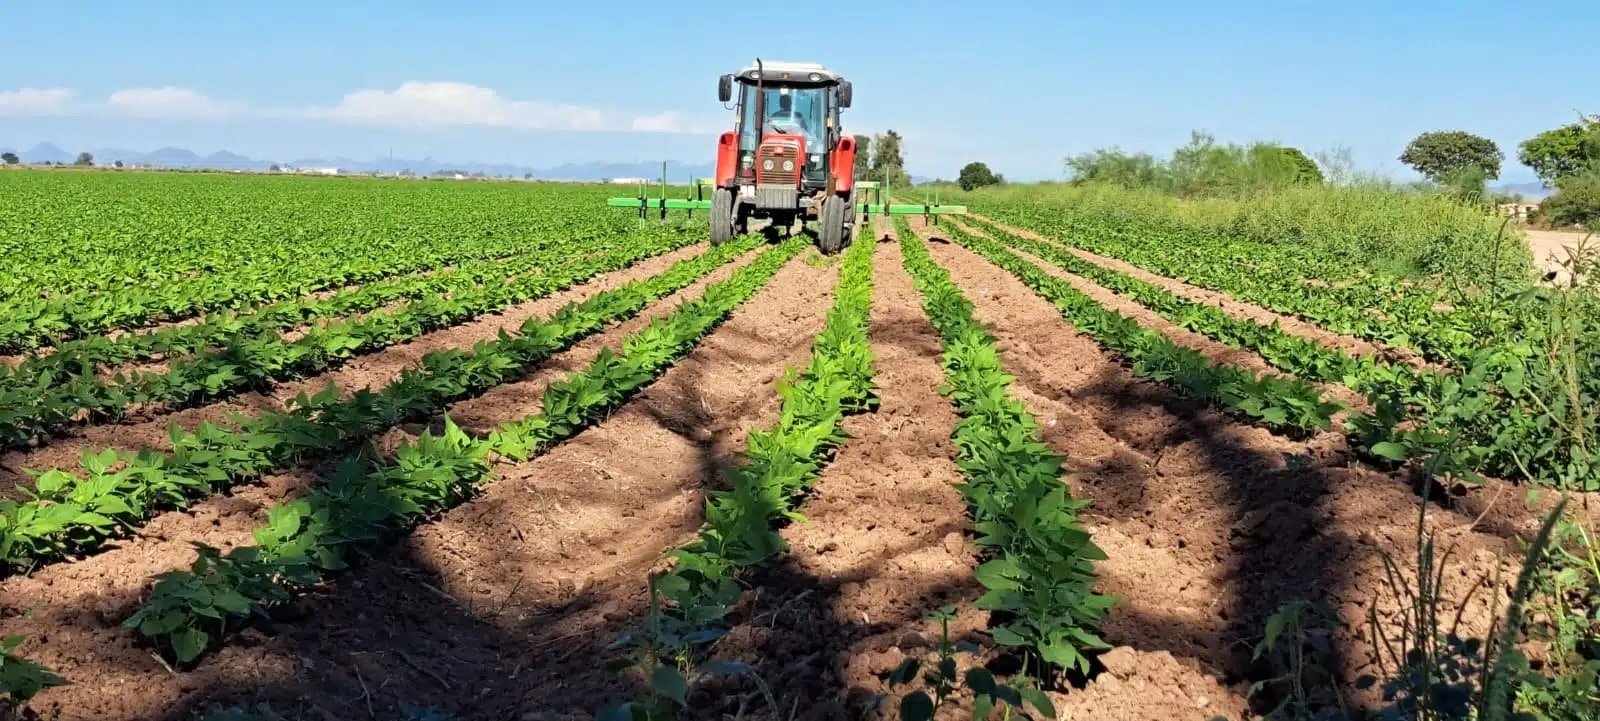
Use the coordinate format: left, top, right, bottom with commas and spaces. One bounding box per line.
755, 186, 798, 209
755, 142, 802, 185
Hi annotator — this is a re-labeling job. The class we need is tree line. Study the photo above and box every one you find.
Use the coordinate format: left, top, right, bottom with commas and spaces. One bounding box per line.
1399, 114, 1600, 228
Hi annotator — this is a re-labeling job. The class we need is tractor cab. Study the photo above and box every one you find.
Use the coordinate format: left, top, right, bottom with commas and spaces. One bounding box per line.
719, 62, 851, 201
711, 61, 859, 251
605, 58, 966, 255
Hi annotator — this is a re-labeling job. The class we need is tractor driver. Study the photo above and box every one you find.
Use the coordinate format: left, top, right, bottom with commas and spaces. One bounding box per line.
764, 92, 809, 137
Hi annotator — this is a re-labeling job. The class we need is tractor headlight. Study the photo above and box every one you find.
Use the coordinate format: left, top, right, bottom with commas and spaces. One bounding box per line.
762, 159, 774, 171
782, 159, 794, 172
741, 153, 753, 169
808, 73, 821, 81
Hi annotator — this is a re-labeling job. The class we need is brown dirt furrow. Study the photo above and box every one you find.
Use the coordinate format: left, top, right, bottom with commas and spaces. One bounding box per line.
923, 219, 1368, 418
917, 226, 1519, 714
0, 242, 772, 711
681, 227, 987, 720
967, 212, 1434, 369
11, 246, 841, 721
0, 242, 715, 487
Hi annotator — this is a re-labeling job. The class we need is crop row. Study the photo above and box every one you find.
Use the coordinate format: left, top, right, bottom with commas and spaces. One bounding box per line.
0, 237, 763, 573
970, 207, 1491, 366
0, 173, 654, 351
126, 237, 807, 663
896, 217, 1113, 678
966, 216, 1596, 487
601, 233, 876, 720
0, 233, 600, 396
0, 224, 697, 450
932, 220, 1344, 436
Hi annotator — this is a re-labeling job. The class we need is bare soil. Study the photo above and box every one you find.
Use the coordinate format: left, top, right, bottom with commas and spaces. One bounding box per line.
0, 243, 720, 490
7, 246, 838, 721
961, 216, 1433, 369
915, 220, 1521, 714
5, 222, 1577, 721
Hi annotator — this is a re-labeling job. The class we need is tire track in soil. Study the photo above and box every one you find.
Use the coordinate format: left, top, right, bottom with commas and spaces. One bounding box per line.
12, 247, 841, 721
966, 213, 1431, 368
0, 241, 779, 719
0, 242, 714, 488
916, 223, 1519, 714
682, 227, 985, 720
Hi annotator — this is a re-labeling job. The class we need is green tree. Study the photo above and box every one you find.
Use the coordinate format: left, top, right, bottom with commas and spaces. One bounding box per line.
1398, 130, 1502, 182
1269, 146, 1324, 184
868, 130, 909, 188
851, 134, 871, 179
1518, 115, 1600, 185
1541, 171, 1600, 230
957, 161, 1002, 191
74, 151, 93, 167
0, 152, 18, 165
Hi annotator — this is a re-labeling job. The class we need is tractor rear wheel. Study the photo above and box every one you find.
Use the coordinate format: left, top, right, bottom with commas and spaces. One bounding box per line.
818, 193, 849, 254
710, 188, 736, 245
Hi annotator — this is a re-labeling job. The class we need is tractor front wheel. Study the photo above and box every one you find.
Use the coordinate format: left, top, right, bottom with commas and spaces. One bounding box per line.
710, 188, 737, 245
818, 193, 849, 254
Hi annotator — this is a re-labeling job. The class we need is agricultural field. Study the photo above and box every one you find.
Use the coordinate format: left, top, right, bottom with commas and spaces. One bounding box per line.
0, 169, 1595, 721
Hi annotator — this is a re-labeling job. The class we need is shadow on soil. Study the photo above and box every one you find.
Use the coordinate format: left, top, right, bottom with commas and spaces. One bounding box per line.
113, 230, 1507, 721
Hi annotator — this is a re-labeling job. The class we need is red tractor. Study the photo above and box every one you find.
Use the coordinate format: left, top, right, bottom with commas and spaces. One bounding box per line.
711, 60, 858, 253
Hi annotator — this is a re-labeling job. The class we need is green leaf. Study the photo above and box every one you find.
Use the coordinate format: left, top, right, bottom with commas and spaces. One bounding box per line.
649, 665, 688, 706
1370, 441, 1408, 461
171, 627, 209, 663
989, 625, 1029, 646
899, 691, 934, 721
1019, 685, 1056, 718
887, 657, 920, 686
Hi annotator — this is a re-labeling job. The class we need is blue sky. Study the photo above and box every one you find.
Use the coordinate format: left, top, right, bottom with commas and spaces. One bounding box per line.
1, 1, 1594, 182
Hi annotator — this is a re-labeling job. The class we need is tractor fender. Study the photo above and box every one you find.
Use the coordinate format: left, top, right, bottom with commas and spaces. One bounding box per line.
714, 132, 738, 187
830, 136, 856, 194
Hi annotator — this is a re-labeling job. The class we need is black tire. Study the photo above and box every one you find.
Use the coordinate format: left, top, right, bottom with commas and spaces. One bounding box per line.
818, 193, 848, 254
710, 188, 736, 245
844, 188, 858, 245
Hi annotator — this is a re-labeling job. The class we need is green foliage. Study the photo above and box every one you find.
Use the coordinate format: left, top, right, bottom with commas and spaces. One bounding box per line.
72, 152, 92, 167
887, 607, 1057, 721
964, 181, 1531, 305
0, 225, 698, 450
898, 218, 1113, 675
127, 240, 804, 664
0, 153, 17, 166
1517, 116, 1600, 185
0, 234, 745, 573
1541, 170, 1600, 230
602, 237, 876, 717
1400, 131, 1503, 182
852, 134, 872, 179
0, 636, 67, 705
1363, 498, 1568, 721
1063, 132, 1324, 197
0, 171, 673, 352
957, 161, 1003, 192
869, 130, 910, 188
940, 221, 1343, 437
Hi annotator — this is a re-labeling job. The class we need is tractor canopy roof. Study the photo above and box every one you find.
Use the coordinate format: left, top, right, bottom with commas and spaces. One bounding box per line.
734, 61, 840, 85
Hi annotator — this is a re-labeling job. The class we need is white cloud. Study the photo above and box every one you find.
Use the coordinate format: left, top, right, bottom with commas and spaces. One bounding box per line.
309, 81, 715, 134
106, 87, 241, 119
2, 81, 715, 135
310, 81, 615, 131
0, 88, 74, 116
630, 111, 721, 134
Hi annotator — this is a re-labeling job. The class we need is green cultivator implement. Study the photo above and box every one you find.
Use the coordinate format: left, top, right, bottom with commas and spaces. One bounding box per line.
607, 59, 964, 253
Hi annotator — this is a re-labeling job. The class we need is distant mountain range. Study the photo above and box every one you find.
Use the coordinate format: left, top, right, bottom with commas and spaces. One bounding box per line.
0, 142, 714, 181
